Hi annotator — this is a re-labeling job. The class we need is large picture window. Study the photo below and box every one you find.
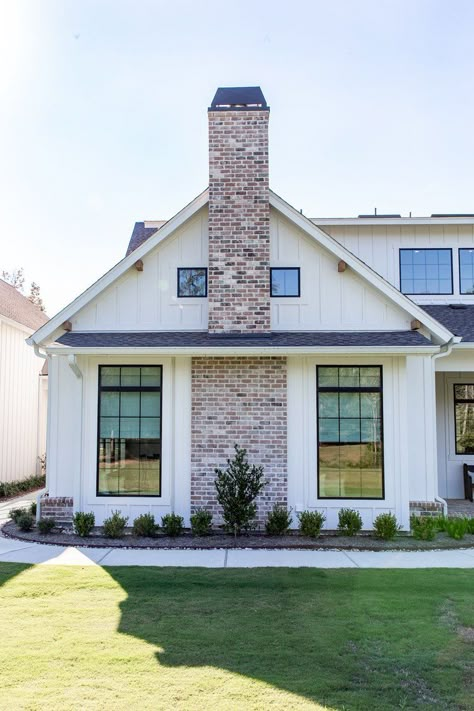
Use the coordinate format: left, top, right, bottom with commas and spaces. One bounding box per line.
454, 384, 474, 455
399, 248, 452, 294
97, 366, 162, 496
459, 249, 474, 294
317, 366, 384, 499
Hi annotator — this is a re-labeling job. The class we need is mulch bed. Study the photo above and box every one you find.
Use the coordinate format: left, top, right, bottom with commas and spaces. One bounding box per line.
2, 520, 474, 551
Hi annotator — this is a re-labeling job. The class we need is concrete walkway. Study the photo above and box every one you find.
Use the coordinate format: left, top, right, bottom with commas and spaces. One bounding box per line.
1, 532, 474, 568
0, 491, 38, 524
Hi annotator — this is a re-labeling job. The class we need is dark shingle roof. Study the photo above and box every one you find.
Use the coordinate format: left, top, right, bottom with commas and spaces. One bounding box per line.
57, 330, 431, 349
0, 279, 49, 330
421, 305, 474, 342
125, 222, 160, 257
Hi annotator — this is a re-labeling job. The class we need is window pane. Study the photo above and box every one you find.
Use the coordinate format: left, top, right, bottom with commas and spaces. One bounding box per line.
455, 385, 474, 400
339, 367, 359, 387
178, 268, 207, 297
360, 367, 381, 387
120, 417, 140, 438
455, 402, 474, 454
121, 367, 140, 387
101, 392, 119, 417
140, 418, 161, 438
141, 391, 160, 417
100, 417, 119, 438
141, 367, 161, 387
270, 268, 299, 296
319, 419, 339, 442
361, 418, 381, 442
340, 419, 360, 442
121, 392, 140, 417
340, 392, 359, 418
318, 367, 339, 387
101, 367, 120, 386
360, 392, 381, 418
319, 392, 338, 418
400, 249, 452, 294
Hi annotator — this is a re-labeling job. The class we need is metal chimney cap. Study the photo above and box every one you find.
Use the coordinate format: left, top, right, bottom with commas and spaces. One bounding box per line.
209, 86, 268, 111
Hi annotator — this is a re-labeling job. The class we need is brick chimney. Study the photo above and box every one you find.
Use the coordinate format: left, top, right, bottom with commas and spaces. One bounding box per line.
207, 86, 270, 333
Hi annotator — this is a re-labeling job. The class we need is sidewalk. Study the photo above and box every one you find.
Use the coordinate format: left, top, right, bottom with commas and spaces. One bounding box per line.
0, 491, 38, 524
1, 531, 474, 568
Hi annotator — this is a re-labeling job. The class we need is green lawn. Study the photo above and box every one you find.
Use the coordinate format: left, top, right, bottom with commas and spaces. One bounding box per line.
0, 565, 473, 710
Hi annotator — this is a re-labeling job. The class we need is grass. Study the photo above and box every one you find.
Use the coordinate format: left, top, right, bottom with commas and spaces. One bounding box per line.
0, 565, 473, 710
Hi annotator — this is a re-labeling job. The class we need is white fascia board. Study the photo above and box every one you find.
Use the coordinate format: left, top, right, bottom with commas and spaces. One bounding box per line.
45, 345, 440, 356
452, 342, 474, 349
29, 188, 209, 346
270, 191, 453, 344
312, 217, 474, 226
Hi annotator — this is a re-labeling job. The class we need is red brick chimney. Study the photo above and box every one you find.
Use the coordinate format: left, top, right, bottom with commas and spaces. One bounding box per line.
207, 87, 270, 333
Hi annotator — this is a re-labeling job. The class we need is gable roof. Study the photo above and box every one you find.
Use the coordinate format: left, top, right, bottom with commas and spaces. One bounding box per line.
28, 188, 454, 347
0, 279, 49, 331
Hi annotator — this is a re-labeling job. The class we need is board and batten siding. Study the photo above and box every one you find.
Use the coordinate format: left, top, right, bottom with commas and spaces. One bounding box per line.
72, 208, 209, 332
270, 212, 413, 331
0, 316, 47, 482
322, 223, 474, 304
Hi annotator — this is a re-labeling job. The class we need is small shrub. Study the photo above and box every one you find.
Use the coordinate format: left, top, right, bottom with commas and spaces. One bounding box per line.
298, 510, 326, 538
214, 444, 266, 536
38, 517, 55, 534
338, 508, 363, 536
16, 513, 34, 532
265, 505, 292, 536
9, 507, 25, 524
73, 511, 95, 537
467, 517, 474, 535
190, 509, 213, 536
373, 513, 400, 540
446, 517, 469, 540
0, 474, 46, 499
410, 515, 437, 541
161, 513, 184, 537
132, 513, 157, 537
29, 501, 37, 517
433, 514, 449, 532
103, 510, 128, 538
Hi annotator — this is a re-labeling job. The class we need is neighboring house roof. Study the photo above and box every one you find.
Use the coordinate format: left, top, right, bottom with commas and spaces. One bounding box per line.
28, 188, 454, 347
0, 279, 49, 331
421, 305, 474, 342
57, 330, 432, 348
125, 222, 160, 256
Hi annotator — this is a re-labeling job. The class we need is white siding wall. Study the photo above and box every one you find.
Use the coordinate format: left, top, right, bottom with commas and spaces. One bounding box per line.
72, 208, 209, 331
271, 212, 413, 330
322, 223, 474, 304
0, 317, 47, 482
287, 355, 410, 530
47, 354, 192, 526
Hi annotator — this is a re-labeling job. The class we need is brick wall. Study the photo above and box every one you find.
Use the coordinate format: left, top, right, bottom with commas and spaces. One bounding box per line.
191, 356, 287, 526
208, 108, 271, 333
40, 496, 74, 525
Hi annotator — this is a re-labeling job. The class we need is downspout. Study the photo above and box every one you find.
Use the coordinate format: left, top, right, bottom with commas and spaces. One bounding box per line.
68, 355, 84, 516
431, 338, 460, 515
32, 344, 48, 521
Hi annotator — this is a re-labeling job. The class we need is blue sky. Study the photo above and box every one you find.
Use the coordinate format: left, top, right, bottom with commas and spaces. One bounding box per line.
1, 0, 473, 315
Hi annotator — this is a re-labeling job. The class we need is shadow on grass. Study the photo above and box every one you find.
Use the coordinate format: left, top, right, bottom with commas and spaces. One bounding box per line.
107, 566, 474, 710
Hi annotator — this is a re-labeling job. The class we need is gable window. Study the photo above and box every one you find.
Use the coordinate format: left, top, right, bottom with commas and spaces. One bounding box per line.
454, 385, 474, 454
177, 268, 207, 297
317, 366, 384, 499
459, 249, 474, 294
97, 366, 162, 496
399, 249, 452, 295
270, 267, 300, 297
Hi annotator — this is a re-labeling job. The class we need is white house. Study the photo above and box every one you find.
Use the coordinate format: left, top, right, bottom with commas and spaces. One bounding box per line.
0, 279, 48, 483
28, 87, 474, 529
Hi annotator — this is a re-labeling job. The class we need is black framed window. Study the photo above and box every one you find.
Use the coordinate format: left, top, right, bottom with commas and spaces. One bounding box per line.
97, 366, 162, 496
317, 366, 384, 499
270, 267, 300, 297
177, 268, 207, 297
459, 249, 474, 294
454, 384, 474, 455
399, 248, 452, 294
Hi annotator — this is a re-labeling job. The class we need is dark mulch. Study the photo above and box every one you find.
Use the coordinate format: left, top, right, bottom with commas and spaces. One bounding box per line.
2, 520, 474, 551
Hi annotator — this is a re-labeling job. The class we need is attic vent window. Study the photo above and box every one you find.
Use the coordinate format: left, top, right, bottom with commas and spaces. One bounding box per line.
209, 86, 268, 111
